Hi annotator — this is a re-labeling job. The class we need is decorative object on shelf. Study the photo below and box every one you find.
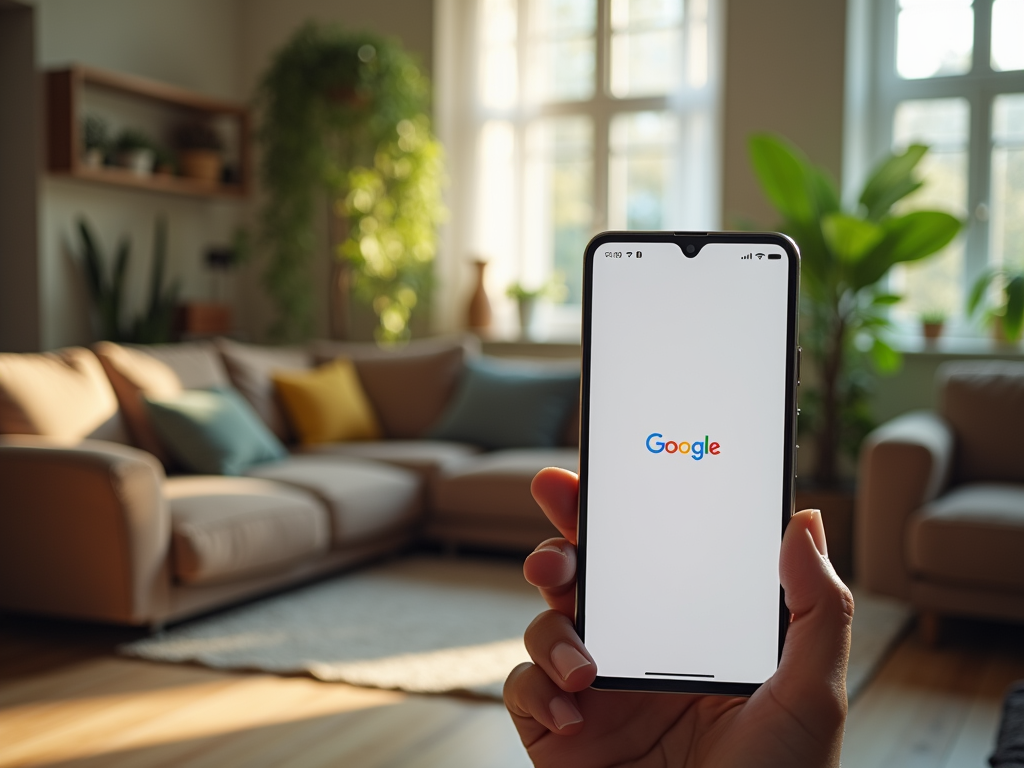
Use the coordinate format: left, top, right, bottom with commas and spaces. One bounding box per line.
749, 134, 962, 487
113, 128, 156, 176
82, 115, 108, 168
153, 144, 177, 176
920, 310, 946, 341
175, 122, 224, 185
77, 215, 181, 343
256, 23, 446, 342
967, 266, 1024, 344
467, 259, 492, 332
506, 275, 568, 339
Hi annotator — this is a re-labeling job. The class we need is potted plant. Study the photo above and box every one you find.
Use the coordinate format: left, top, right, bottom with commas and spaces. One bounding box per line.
82, 115, 109, 168
257, 23, 446, 342
175, 122, 224, 185
967, 267, 1024, 344
114, 128, 156, 176
506, 276, 567, 339
921, 310, 946, 341
749, 134, 962, 489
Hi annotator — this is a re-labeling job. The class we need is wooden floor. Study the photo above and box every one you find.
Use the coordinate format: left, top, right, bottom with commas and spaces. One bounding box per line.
0, 612, 1021, 768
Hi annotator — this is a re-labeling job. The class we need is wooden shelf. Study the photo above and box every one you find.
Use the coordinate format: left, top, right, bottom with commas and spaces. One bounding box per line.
46, 64, 251, 200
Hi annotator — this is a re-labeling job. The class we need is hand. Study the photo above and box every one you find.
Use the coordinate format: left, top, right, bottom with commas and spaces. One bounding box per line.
504, 467, 854, 768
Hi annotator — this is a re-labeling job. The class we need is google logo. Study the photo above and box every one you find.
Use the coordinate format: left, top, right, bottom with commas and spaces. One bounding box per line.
646, 433, 721, 461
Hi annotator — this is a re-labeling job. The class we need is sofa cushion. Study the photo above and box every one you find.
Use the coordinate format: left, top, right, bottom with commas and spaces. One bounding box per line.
215, 337, 311, 442
246, 456, 420, 545
429, 358, 579, 449
908, 483, 1024, 592
94, 342, 230, 464
940, 361, 1024, 483
311, 335, 478, 439
272, 359, 382, 445
144, 387, 287, 476
300, 440, 480, 485
432, 448, 578, 522
164, 476, 329, 585
0, 347, 127, 443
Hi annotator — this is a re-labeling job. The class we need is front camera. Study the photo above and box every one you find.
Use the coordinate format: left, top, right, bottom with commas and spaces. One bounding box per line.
684, 243, 697, 257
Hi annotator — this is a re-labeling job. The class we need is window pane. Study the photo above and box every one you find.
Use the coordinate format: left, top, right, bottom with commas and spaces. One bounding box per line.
991, 94, 1024, 270
896, 0, 973, 79
480, 0, 518, 108
528, 0, 596, 102
992, 0, 1024, 72
608, 111, 677, 229
891, 98, 970, 319
474, 120, 517, 270
609, 0, 685, 97
524, 117, 593, 304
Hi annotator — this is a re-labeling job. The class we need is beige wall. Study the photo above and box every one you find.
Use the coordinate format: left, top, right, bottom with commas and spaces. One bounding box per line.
721, 0, 847, 228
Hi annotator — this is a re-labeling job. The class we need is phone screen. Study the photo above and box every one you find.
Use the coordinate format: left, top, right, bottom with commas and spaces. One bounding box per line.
579, 235, 797, 692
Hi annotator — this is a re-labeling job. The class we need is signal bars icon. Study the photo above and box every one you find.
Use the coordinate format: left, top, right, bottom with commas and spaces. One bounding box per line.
741, 253, 753, 260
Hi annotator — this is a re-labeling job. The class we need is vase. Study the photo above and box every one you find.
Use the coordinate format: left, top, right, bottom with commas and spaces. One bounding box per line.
179, 149, 223, 185
517, 296, 536, 339
116, 149, 154, 177
467, 259, 492, 331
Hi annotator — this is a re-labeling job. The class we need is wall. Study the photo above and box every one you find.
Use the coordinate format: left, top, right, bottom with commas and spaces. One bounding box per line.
32, 0, 246, 350
720, 0, 848, 228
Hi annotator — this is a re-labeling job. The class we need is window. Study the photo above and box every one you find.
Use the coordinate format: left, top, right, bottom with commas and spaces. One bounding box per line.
863, 0, 1024, 330
437, 0, 720, 338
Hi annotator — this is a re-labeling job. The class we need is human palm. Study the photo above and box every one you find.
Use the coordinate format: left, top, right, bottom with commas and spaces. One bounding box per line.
504, 467, 854, 767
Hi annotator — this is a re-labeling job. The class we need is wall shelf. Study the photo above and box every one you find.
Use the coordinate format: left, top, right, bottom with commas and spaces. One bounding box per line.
46, 64, 251, 200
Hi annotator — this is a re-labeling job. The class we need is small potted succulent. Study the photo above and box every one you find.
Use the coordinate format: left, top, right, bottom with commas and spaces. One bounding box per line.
175, 122, 224, 185
967, 267, 1024, 344
920, 310, 946, 341
506, 276, 567, 339
82, 115, 109, 168
114, 129, 156, 176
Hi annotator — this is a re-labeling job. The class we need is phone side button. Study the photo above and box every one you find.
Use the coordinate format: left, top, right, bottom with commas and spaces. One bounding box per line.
794, 444, 799, 479
796, 346, 802, 386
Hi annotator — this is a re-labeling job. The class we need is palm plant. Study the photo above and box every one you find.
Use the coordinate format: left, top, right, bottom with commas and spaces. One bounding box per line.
749, 134, 962, 487
966, 266, 1024, 342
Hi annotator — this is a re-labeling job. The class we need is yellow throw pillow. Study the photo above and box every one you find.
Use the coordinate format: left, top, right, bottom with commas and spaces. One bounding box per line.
272, 359, 382, 444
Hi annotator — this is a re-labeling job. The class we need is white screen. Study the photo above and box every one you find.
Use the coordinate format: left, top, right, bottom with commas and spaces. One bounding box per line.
583, 240, 791, 685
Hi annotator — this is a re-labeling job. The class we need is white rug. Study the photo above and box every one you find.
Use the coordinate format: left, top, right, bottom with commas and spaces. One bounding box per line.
120, 556, 909, 701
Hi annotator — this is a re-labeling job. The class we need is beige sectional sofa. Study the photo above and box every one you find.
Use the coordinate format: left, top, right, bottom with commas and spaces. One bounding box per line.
0, 336, 577, 629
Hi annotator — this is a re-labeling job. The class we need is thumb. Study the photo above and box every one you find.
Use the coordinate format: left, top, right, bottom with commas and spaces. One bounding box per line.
771, 509, 854, 735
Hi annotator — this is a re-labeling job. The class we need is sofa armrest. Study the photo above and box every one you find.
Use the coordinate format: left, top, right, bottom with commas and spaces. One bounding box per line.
0, 436, 169, 624
855, 411, 954, 599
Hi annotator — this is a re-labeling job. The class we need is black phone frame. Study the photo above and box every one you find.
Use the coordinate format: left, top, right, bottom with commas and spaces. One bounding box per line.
575, 230, 801, 697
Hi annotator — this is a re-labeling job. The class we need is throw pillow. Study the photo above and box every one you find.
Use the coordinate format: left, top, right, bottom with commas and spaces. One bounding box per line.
144, 386, 287, 475
272, 358, 382, 445
429, 358, 580, 449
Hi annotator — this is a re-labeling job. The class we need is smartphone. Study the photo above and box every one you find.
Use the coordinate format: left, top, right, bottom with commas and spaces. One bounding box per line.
576, 231, 800, 696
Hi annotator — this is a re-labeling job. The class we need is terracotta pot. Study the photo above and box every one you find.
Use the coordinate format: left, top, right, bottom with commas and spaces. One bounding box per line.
922, 321, 944, 340
467, 260, 492, 331
179, 149, 222, 185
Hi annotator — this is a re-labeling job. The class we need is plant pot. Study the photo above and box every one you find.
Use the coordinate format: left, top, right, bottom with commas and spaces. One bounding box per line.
178, 149, 223, 185
116, 148, 155, 176
517, 296, 537, 339
922, 321, 944, 340
82, 148, 105, 168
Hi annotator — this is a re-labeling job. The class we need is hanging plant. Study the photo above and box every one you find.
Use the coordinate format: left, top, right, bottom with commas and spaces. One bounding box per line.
257, 22, 445, 342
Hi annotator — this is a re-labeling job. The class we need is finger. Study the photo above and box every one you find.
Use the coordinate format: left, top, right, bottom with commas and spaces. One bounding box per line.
523, 538, 577, 616
531, 468, 579, 544
524, 609, 597, 692
771, 508, 854, 740
505, 662, 585, 743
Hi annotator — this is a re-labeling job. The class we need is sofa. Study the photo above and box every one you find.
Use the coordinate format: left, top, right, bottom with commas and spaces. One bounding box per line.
856, 360, 1024, 638
0, 335, 578, 629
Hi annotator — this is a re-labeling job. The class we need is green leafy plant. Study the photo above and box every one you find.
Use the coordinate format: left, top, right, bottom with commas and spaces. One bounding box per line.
83, 115, 109, 152
749, 134, 962, 487
257, 22, 446, 342
920, 309, 947, 325
114, 129, 156, 153
967, 267, 1024, 342
506, 275, 568, 302
77, 216, 180, 344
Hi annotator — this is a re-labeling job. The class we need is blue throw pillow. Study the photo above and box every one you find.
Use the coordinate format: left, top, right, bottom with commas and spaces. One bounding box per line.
144, 386, 287, 475
429, 359, 579, 449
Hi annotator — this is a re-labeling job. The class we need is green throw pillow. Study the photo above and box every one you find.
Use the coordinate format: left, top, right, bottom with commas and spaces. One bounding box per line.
144, 386, 287, 475
429, 359, 579, 449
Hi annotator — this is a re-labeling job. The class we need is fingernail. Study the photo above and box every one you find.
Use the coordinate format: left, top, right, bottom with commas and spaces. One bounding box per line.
531, 544, 565, 557
808, 509, 828, 558
549, 696, 584, 730
551, 642, 591, 681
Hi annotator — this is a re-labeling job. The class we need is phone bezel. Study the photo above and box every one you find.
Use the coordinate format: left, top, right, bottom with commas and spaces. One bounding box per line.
575, 230, 801, 697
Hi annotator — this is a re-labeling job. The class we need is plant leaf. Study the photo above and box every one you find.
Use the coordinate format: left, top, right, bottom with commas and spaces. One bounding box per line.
77, 219, 105, 301
850, 211, 962, 290
821, 213, 884, 264
967, 268, 996, 317
748, 134, 817, 223
1005, 274, 1024, 341
859, 144, 928, 221
871, 293, 902, 305
871, 337, 902, 373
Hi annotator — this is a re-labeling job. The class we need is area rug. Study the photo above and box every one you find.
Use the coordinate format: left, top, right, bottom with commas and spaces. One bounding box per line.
120, 556, 910, 701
